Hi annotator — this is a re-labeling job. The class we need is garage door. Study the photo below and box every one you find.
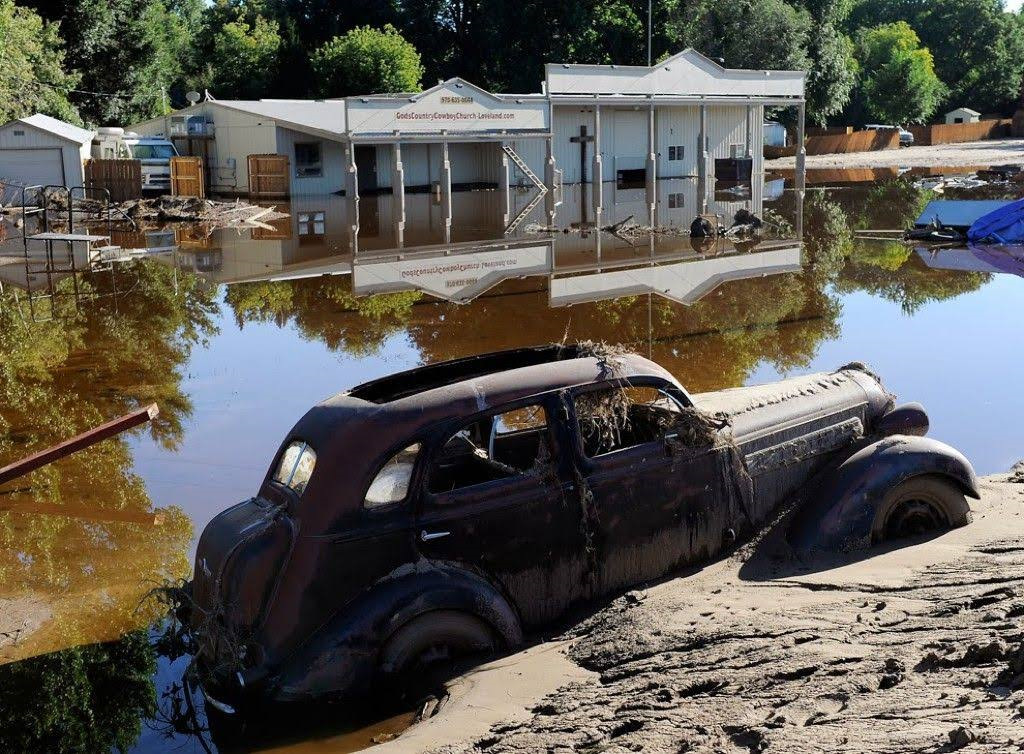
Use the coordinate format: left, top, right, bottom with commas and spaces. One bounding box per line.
0, 148, 65, 187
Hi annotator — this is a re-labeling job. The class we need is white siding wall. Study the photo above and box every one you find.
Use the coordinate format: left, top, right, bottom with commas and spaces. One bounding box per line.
276, 128, 346, 194
0, 124, 86, 186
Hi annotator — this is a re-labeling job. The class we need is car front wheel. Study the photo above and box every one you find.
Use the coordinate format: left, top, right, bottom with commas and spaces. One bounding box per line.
872, 475, 971, 543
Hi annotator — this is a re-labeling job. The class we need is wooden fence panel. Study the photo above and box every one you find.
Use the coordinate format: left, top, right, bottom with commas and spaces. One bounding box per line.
248, 154, 290, 198
765, 129, 899, 159
908, 119, 1012, 146
170, 156, 204, 198
84, 159, 141, 202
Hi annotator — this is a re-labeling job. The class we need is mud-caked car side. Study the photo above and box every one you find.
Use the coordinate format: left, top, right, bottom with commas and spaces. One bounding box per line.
190, 346, 977, 708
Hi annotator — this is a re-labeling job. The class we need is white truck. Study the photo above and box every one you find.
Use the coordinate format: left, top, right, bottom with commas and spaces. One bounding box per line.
92, 127, 180, 193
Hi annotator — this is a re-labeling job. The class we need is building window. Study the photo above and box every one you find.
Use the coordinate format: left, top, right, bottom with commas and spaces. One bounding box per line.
12, 129, 24, 137
295, 142, 322, 177
954, 117, 964, 124
730, 144, 746, 158
667, 145, 684, 161
298, 211, 325, 239
668, 192, 684, 209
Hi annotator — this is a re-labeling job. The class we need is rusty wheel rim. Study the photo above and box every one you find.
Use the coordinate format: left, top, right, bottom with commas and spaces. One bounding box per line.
884, 495, 947, 540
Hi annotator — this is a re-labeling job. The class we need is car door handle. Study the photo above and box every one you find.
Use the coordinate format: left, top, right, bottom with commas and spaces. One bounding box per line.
420, 529, 450, 542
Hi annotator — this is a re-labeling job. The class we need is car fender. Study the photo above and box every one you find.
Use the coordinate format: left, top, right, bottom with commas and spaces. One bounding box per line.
267, 561, 522, 702
788, 435, 979, 552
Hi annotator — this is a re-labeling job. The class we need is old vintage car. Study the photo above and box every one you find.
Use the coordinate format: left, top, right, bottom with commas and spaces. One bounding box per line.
191, 346, 977, 710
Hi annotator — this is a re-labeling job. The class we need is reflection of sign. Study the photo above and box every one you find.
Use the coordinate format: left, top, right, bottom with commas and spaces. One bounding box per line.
347, 79, 549, 135
353, 243, 552, 302
550, 246, 802, 306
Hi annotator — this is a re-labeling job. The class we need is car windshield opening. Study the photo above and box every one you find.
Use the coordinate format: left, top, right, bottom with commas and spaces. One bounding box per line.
130, 144, 176, 160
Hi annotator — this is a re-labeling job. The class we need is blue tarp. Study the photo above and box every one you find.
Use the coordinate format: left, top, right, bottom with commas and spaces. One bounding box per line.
967, 197, 1024, 243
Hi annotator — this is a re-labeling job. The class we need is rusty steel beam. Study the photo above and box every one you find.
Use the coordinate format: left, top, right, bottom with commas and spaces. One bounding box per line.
0, 404, 159, 486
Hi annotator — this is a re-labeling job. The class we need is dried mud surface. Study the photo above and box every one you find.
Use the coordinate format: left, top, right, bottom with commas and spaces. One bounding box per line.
429, 472, 1024, 754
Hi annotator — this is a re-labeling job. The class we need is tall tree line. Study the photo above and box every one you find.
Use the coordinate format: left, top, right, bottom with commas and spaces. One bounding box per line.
3, 0, 1023, 127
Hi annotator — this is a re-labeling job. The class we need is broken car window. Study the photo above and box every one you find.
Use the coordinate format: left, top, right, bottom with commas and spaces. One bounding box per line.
364, 443, 422, 509
574, 385, 684, 458
428, 404, 551, 494
272, 441, 317, 495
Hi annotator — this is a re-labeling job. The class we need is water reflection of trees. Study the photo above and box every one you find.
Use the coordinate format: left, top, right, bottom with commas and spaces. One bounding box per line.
225, 278, 422, 356
0, 630, 156, 753
0, 261, 214, 661
221, 179, 993, 388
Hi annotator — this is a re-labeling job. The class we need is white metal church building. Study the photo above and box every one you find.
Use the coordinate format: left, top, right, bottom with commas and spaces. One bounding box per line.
129, 49, 806, 228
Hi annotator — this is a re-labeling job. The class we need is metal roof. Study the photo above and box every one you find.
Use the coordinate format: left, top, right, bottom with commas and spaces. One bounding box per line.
5, 113, 95, 145
208, 100, 346, 138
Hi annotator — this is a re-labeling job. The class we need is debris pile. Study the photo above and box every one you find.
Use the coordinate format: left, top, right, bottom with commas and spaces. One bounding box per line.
1, 192, 288, 232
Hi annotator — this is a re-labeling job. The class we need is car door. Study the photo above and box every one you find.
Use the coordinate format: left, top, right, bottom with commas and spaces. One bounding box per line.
569, 380, 733, 596
415, 394, 588, 628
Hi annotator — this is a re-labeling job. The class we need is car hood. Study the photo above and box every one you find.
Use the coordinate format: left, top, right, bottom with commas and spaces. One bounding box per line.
692, 366, 894, 449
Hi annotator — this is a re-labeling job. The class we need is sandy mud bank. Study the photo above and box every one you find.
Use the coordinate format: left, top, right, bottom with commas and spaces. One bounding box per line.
767, 138, 1024, 170
384, 468, 1024, 753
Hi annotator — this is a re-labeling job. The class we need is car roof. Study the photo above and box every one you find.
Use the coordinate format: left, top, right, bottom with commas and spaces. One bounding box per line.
289, 346, 682, 456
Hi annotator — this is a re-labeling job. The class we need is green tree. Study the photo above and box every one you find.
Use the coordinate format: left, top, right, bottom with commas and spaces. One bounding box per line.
192, 13, 281, 99
26, 0, 202, 123
799, 0, 858, 125
310, 24, 424, 97
667, 0, 812, 73
0, 0, 79, 123
846, 0, 1024, 115
853, 22, 945, 124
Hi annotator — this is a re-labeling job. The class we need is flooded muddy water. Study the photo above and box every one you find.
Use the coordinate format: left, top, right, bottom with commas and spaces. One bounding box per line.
1, 172, 1022, 752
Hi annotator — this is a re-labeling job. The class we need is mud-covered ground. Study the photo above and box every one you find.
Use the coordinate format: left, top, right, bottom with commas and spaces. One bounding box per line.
394, 470, 1024, 754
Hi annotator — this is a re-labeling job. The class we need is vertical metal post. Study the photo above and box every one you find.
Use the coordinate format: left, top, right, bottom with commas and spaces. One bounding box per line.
441, 139, 452, 243
544, 135, 557, 225
592, 105, 603, 222
745, 104, 754, 158
391, 141, 405, 234
499, 141, 511, 226
646, 102, 657, 226
796, 101, 806, 196
346, 141, 359, 234
698, 103, 708, 215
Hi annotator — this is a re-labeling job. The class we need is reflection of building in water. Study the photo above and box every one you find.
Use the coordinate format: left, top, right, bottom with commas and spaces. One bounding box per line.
163, 168, 782, 286
915, 245, 1024, 278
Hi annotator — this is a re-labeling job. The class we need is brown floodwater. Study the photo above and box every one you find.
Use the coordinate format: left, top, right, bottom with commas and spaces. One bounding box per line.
0, 172, 1022, 752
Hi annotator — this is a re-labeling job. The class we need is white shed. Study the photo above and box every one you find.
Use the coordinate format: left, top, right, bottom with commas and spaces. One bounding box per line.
944, 107, 981, 125
0, 113, 95, 189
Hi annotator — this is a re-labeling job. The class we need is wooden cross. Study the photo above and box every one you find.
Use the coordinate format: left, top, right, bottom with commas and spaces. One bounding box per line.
570, 125, 595, 183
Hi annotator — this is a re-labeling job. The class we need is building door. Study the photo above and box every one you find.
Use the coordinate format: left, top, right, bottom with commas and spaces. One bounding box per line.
0, 148, 65, 187
355, 145, 378, 194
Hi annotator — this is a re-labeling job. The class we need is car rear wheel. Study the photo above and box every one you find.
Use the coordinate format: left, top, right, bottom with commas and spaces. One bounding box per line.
380, 610, 498, 678
873, 475, 970, 543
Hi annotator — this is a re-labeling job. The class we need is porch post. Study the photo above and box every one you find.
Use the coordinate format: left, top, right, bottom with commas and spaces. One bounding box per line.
391, 141, 405, 247
796, 101, 806, 196
745, 104, 754, 158
592, 104, 603, 222
698, 103, 708, 215
646, 102, 657, 226
346, 141, 359, 236
499, 141, 511, 226
544, 134, 557, 225
441, 139, 452, 243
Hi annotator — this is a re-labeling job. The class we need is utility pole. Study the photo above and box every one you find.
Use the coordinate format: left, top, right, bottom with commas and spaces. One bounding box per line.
647, 0, 652, 66
160, 85, 168, 114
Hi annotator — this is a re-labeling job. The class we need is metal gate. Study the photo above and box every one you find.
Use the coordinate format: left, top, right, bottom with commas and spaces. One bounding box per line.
247, 154, 290, 198
170, 156, 205, 197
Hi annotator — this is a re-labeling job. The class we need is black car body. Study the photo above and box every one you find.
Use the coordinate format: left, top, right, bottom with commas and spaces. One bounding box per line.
190, 346, 977, 707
